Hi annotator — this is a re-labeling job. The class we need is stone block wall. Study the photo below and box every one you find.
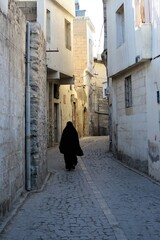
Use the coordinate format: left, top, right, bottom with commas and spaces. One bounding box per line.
89, 86, 108, 136
112, 64, 148, 173
16, 1, 37, 22
89, 60, 108, 136
0, 0, 26, 218
73, 18, 90, 137
30, 23, 48, 189
0, 0, 48, 219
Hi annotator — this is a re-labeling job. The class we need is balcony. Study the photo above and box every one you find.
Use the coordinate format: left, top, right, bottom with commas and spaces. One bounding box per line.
107, 23, 152, 77
135, 23, 152, 62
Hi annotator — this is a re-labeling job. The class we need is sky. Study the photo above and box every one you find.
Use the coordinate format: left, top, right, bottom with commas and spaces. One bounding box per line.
78, 0, 104, 57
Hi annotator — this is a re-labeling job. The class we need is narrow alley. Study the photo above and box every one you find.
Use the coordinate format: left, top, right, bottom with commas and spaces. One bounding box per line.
1, 136, 160, 240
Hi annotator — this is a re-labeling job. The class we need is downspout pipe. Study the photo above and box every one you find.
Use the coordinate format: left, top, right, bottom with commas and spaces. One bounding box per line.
25, 21, 31, 191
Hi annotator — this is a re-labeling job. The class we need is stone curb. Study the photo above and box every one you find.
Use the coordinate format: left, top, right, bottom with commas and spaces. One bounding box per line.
0, 172, 52, 235
0, 192, 29, 235
111, 154, 160, 187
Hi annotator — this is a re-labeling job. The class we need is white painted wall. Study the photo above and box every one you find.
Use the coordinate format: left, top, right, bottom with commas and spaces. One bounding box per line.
105, 0, 160, 179
117, 66, 147, 158
16, 0, 75, 77
37, 0, 75, 77
0, 0, 8, 14
106, 0, 151, 77
145, 0, 160, 180
53, 0, 75, 16
146, 59, 160, 180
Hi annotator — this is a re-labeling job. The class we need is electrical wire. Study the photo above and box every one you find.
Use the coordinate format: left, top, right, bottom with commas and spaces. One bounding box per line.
0, 31, 25, 57
96, 20, 104, 54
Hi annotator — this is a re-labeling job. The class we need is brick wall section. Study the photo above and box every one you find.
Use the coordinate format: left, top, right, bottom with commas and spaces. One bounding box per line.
73, 18, 88, 136
30, 23, 48, 189
0, 0, 26, 218
73, 19, 87, 87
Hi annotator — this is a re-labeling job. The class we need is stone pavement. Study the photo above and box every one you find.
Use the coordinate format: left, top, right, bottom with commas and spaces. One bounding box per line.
1, 136, 160, 240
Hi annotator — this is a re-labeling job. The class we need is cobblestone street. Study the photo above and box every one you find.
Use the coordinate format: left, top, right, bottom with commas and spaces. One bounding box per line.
1, 136, 160, 240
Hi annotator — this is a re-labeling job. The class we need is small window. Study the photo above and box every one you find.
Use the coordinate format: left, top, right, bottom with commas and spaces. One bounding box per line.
65, 19, 71, 50
46, 9, 51, 42
89, 39, 93, 64
116, 4, 125, 47
125, 76, 132, 108
63, 95, 66, 104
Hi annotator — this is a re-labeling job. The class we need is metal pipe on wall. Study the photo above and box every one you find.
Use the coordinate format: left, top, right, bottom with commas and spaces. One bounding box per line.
25, 21, 31, 191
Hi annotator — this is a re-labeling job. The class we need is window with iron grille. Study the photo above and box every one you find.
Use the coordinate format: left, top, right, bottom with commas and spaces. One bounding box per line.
125, 76, 132, 108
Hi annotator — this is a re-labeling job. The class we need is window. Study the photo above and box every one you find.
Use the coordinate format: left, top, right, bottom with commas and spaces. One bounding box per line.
125, 76, 132, 108
63, 95, 66, 104
65, 19, 71, 50
116, 4, 125, 47
46, 9, 51, 42
89, 39, 93, 64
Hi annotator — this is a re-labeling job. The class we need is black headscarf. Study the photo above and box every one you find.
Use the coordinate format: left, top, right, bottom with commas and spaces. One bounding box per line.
59, 121, 82, 155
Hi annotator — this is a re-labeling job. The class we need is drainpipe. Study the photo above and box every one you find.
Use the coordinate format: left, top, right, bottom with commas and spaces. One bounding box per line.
25, 21, 31, 191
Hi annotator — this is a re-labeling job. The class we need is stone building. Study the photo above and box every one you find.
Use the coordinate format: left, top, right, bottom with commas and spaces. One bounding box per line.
44, 0, 75, 145
16, 0, 75, 146
73, 4, 95, 137
60, 1, 108, 137
0, 0, 48, 218
29, 23, 48, 190
59, 84, 77, 132
89, 58, 108, 136
15, 2, 48, 191
0, 0, 26, 218
102, 0, 160, 181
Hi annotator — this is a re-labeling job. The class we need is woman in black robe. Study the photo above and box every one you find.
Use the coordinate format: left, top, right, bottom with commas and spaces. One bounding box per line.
59, 121, 83, 170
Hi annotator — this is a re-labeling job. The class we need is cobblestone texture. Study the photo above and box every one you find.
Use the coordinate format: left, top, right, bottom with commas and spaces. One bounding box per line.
1, 136, 160, 240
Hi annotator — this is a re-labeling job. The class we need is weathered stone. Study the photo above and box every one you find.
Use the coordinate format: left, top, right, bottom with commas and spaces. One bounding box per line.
0, 1, 26, 220
30, 22, 47, 189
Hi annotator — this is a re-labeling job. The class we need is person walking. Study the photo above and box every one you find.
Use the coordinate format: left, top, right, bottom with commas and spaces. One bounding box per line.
59, 121, 83, 170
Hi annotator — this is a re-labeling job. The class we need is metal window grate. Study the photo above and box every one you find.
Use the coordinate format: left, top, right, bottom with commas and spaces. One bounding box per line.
125, 76, 132, 108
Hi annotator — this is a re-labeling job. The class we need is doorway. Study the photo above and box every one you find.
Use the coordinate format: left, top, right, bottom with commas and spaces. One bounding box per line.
54, 103, 59, 143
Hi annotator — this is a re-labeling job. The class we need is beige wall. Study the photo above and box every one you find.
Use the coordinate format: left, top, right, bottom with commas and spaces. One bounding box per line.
73, 19, 87, 87
89, 60, 108, 136
59, 85, 76, 132
73, 17, 94, 137
53, 0, 75, 16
